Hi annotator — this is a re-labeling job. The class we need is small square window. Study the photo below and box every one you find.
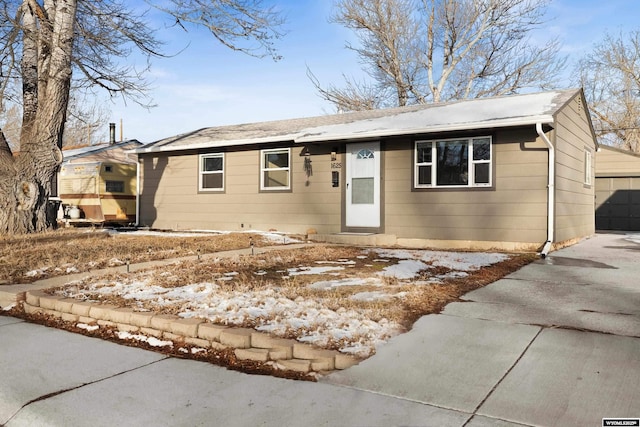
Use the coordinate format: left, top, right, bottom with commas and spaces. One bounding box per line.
104, 165, 113, 173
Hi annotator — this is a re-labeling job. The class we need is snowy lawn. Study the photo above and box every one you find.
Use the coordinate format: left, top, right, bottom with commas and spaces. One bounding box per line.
52, 245, 528, 358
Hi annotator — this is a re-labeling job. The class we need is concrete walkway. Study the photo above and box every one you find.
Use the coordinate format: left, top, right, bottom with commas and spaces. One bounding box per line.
1, 232, 639, 426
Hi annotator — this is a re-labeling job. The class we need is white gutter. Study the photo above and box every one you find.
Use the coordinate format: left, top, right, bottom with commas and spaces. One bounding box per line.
536, 122, 554, 258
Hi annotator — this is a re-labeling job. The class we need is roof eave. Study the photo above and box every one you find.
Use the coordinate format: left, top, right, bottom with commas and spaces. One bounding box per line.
127, 115, 556, 154
129, 135, 298, 154
295, 116, 556, 143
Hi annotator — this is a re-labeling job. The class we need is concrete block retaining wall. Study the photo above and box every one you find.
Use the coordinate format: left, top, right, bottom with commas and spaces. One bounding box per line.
22, 290, 360, 373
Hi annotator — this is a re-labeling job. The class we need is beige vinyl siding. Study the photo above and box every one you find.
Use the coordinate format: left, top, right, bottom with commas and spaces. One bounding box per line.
384, 128, 550, 245
552, 93, 597, 242
140, 146, 342, 233
596, 146, 640, 176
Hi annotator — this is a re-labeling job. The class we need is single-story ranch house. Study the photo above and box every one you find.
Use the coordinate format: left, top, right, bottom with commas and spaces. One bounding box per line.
132, 88, 597, 254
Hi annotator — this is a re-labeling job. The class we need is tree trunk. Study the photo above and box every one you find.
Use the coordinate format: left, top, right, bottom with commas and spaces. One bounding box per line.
0, 0, 77, 234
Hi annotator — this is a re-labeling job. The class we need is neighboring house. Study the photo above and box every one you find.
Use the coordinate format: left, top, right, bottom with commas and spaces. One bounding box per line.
595, 145, 640, 231
57, 139, 142, 224
132, 89, 597, 254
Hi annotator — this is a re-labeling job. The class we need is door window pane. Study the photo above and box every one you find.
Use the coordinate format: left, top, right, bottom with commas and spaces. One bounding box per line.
356, 149, 374, 159
352, 177, 374, 204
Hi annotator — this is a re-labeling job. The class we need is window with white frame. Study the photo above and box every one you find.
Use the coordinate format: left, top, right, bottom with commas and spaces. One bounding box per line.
415, 136, 492, 188
584, 149, 592, 185
199, 153, 224, 191
261, 148, 290, 190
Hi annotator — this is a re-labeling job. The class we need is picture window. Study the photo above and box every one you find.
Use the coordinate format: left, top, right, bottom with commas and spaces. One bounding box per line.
415, 136, 492, 188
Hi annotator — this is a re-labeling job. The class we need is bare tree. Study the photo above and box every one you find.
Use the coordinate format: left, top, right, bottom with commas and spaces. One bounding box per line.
61, 92, 111, 147
577, 31, 640, 152
313, 0, 564, 111
2, 89, 112, 149
0, 0, 284, 234
0, 104, 22, 151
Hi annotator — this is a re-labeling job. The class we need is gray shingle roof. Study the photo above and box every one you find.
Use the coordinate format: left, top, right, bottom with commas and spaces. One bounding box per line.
135, 89, 580, 154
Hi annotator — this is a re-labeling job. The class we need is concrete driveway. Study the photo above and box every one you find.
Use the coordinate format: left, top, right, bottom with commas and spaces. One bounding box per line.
324, 232, 640, 426
1, 232, 639, 426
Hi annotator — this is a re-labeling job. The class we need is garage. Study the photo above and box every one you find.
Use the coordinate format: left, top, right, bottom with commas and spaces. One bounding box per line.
595, 146, 640, 231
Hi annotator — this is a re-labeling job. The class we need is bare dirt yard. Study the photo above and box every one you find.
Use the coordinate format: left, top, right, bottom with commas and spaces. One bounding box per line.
1, 228, 535, 380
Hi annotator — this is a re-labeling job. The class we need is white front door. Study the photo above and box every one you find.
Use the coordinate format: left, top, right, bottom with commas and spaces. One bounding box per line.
346, 142, 380, 228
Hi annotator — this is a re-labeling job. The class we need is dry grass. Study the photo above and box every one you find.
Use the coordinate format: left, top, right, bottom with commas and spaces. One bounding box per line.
0, 228, 285, 284
47, 243, 535, 335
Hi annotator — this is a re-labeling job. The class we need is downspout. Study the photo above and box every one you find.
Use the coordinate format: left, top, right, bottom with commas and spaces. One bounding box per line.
135, 157, 141, 227
536, 122, 554, 258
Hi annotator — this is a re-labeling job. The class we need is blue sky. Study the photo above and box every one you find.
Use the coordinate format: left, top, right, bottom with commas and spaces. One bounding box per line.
108, 0, 640, 143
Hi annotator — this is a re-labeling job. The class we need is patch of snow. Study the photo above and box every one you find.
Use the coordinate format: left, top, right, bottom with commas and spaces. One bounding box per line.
378, 259, 429, 279
287, 266, 344, 276
625, 233, 640, 245
423, 252, 509, 271
178, 347, 206, 354
436, 271, 469, 280
253, 231, 302, 245
77, 323, 99, 331
308, 277, 383, 290
25, 267, 49, 277
116, 331, 173, 347
91, 281, 404, 357
350, 291, 394, 302
374, 248, 508, 271
315, 260, 356, 265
